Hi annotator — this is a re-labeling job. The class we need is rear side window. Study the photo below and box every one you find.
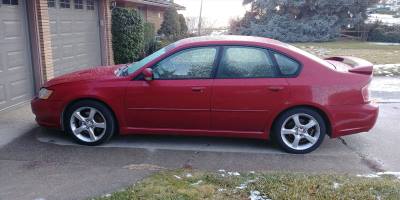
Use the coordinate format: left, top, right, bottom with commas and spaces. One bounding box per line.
217, 47, 275, 78
273, 52, 300, 76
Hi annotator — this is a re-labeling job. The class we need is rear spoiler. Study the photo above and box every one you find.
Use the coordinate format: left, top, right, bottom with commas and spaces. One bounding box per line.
325, 56, 374, 75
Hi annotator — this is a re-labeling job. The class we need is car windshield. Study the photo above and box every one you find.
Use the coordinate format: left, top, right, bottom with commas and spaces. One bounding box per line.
116, 44, 177, 77
126, 47, 167, 75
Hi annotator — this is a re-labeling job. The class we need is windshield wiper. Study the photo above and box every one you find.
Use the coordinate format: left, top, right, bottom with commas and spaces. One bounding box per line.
115, 64, 129, 77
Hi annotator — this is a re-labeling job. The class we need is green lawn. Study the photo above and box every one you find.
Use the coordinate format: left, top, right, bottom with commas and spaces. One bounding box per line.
292, 40, 400, 65
93, 169, 400, 200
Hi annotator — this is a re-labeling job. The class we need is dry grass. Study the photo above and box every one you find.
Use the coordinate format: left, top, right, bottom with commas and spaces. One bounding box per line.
93, 169, 400, 200
292, 40, 400, 65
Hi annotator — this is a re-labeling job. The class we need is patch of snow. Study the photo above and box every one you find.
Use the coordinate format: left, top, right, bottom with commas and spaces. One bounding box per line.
218, 169, 241, 177
357, 174, 380, 178
186, 173, 193, 178
250, 171, 255, 174
377, 171, 400, 179
190, 180, 203, 186
227, 172, 240, 176
236, 179, 258, 190
333, 182, 341, 189
249, 190, 271, 200
357, 172, 400, 179
371, 77, 400, 92
236, 183, 248, 190
217, 188, 226, 192
102, 194, 111, 198
174, 175, 182, 180
370, 42, 400, 46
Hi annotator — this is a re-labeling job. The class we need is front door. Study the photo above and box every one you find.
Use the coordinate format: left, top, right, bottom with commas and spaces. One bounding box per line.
211, 46, 290, 134
125, 47, 219, 131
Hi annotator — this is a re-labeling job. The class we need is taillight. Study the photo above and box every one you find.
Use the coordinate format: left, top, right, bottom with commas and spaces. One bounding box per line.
362, 84, 370, 103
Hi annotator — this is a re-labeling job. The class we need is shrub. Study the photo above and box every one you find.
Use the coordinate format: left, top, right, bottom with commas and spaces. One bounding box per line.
367, 23, 400, 43
143, 22, 157, 57
112, 7, 144, 64
232, 0, 378, 42
158, 7, 181, 39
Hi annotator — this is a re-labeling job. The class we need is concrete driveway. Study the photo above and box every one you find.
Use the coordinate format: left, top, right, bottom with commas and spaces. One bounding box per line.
0, 77, 399, 200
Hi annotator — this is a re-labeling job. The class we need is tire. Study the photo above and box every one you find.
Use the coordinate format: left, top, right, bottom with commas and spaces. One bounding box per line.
64, 100, 116, 146
272, 107, 326, 154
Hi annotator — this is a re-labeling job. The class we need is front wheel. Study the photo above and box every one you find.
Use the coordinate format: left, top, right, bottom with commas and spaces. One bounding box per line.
64, 100, 116, 146
272, 108, 326, 154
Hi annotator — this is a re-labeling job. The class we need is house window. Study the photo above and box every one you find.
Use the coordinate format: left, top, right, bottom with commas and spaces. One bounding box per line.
60, 0, 70, 8
2, 0, 18, 5
74, 0, 83, 9
48, 0, 55, 8
87, 0, 95, 10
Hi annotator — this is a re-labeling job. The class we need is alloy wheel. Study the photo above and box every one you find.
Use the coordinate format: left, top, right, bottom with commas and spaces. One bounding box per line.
69, 107, 107, 143
280, 113, 321, 151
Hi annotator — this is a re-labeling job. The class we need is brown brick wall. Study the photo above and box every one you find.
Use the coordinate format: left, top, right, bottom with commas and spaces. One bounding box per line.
116, 1, 165, 33
36, 0, 54, 81
147, 8, 164, 31
100, 0, 114, 65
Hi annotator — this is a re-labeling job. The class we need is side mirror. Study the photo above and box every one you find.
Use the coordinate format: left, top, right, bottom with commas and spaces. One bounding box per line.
142, 68, 153, 81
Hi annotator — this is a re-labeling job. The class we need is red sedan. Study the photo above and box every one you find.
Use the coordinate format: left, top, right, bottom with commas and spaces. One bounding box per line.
31, 36, 378, 154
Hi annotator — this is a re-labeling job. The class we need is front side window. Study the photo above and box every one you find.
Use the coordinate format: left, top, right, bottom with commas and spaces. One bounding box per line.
74, 0, 83, 9
60, 0, 70, 8
87, 0, 95, 10
273, 52, 300, 76
153, 47, 217, 80
217, 47, 275, 78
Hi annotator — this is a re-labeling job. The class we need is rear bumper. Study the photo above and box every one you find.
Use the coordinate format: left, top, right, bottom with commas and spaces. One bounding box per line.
328, 103, 379, 138
327, 103, 379, 138
31, 98, 63, 129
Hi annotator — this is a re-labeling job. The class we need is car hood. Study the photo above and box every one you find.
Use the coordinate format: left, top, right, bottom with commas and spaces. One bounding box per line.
43, 65, 124, 87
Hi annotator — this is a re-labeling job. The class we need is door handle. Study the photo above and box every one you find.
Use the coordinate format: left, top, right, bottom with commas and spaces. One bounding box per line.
268, 86, 285, 92
192, 87, 205, 93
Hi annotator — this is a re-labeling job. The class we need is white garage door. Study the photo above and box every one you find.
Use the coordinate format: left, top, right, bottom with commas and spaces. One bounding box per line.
0, 0, 34, 111
49, 0, 102, 76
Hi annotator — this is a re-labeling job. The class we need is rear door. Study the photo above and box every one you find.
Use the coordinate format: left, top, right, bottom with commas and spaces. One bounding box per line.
211, 46, 290, 134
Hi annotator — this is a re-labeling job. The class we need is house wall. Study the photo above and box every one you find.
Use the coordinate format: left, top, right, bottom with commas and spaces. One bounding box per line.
116, 1, 165, 32
147, 7, 164, 31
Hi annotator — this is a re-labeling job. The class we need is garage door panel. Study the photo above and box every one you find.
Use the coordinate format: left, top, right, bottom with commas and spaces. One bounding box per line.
0, 85, 6, 105
49, 0, 102, 77
9, 79, 31, 100
0, 0, 34, 111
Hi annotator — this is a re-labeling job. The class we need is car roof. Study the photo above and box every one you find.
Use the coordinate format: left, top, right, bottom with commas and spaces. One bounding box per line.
172, 35, 285, 48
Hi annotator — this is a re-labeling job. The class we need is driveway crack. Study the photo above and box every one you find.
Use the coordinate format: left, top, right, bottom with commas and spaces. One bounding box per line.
338, 137, 385, 172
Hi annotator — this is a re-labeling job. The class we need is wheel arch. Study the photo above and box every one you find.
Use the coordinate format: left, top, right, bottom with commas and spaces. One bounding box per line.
269, 104, 332, 137
61, 98, 120, 133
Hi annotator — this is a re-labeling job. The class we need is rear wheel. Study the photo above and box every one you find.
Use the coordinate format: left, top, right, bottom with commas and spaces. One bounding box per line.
64, 100, 115, 145
272, 108, 326, 154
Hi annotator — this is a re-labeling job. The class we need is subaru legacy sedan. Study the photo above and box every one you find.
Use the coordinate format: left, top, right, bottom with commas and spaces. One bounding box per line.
31, 36, 378, 154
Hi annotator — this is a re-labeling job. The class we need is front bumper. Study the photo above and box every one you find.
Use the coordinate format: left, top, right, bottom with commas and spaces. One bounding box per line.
31, 97, 63, 129
327, 103, 379, 138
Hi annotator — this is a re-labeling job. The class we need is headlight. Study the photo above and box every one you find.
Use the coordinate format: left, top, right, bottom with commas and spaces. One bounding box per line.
38, 88, 53, 100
